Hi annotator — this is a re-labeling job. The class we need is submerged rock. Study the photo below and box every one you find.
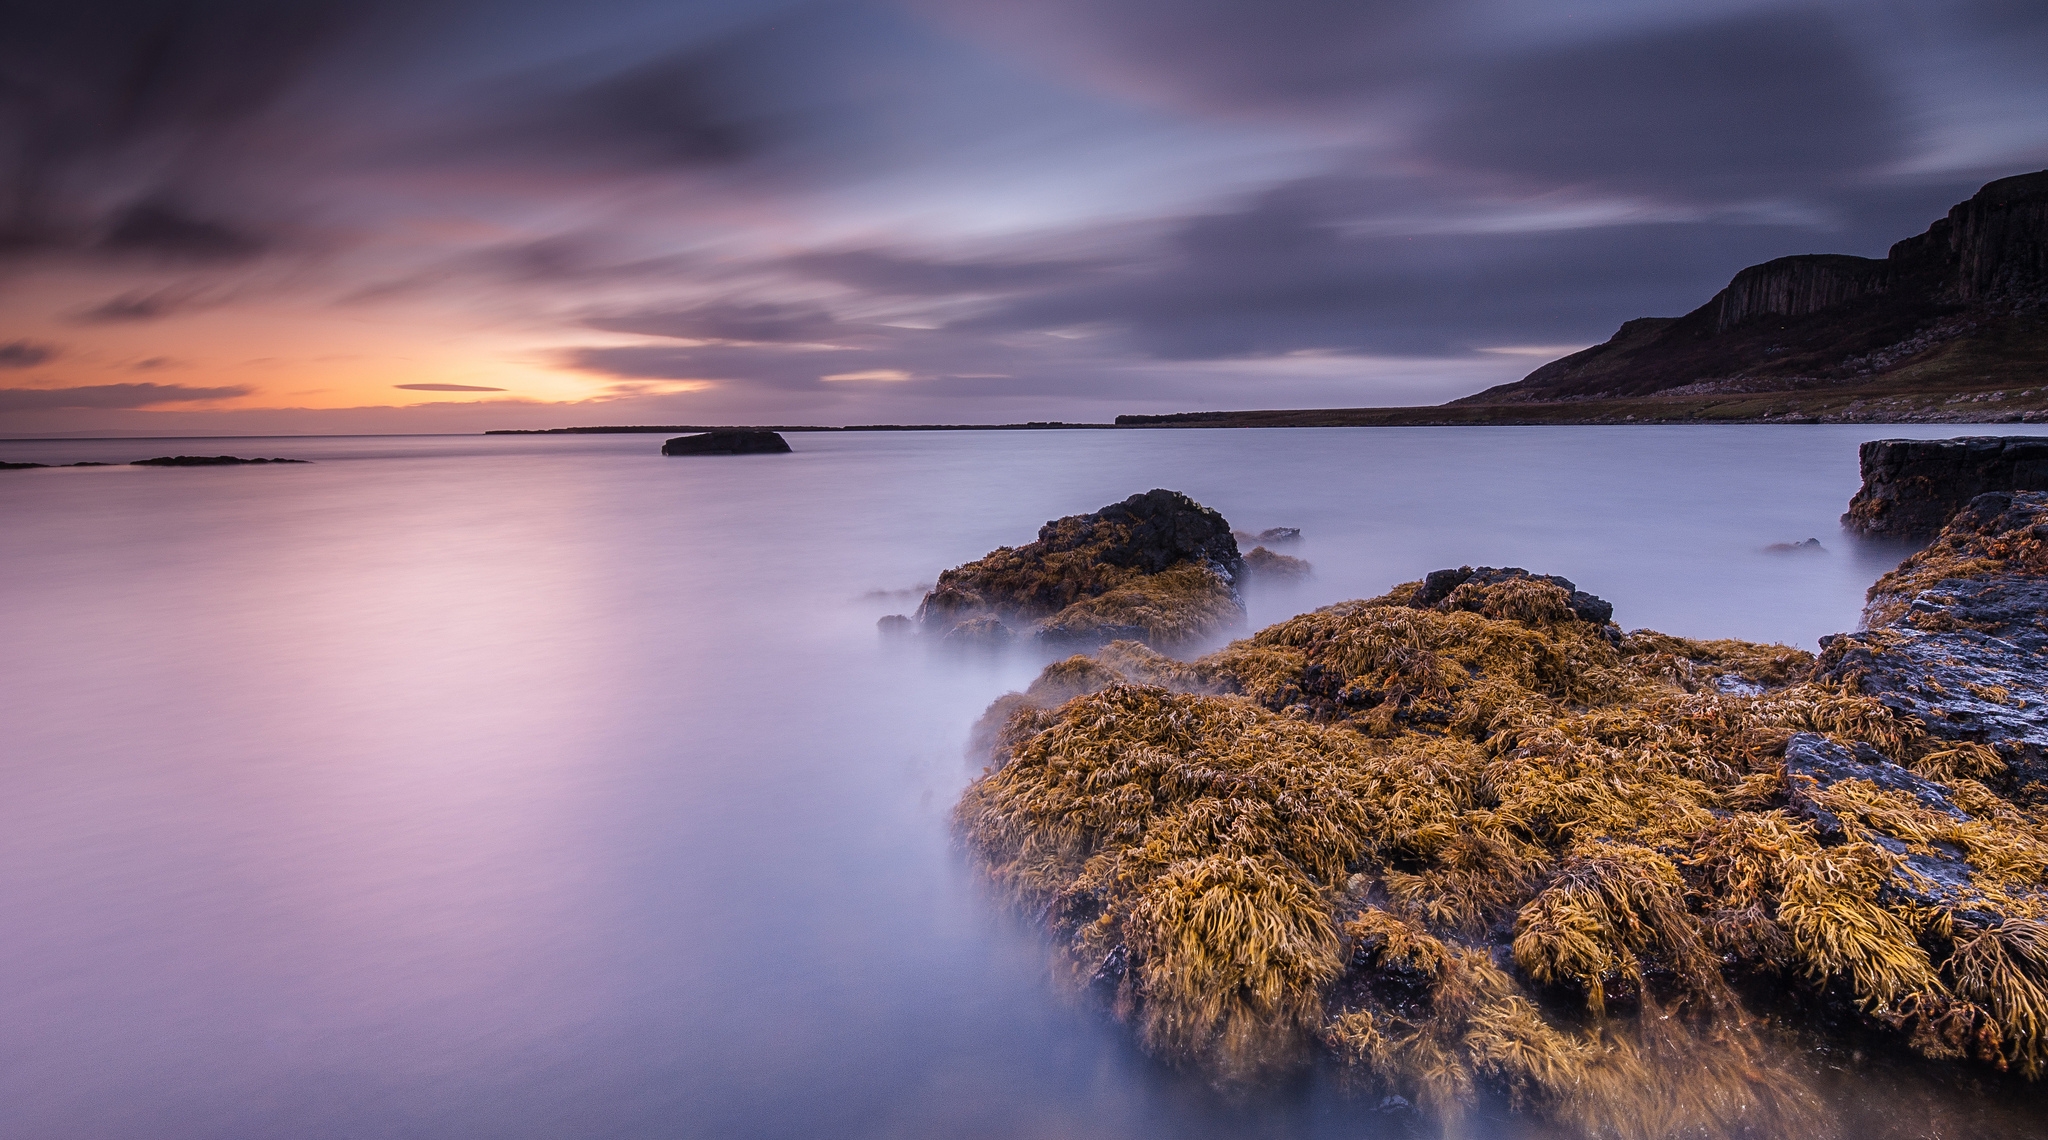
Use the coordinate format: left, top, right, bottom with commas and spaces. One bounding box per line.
660, 430, 792, 455
1842, 436, 2048, 539
1235, 526, 1303, 546
1765, 538, 1827, 553
954, 498, 2048, 1133
876, 614, 914, 636
131, 456, 307, 466
1243, 545, 1312, 583
914, 489, 1245, 648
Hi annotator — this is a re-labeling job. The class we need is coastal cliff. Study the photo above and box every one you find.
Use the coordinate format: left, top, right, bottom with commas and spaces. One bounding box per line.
1461, 171, 2048, 409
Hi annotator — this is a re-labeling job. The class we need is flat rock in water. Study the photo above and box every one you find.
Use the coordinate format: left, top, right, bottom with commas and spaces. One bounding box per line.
1841, 436, 2048, 539
661, 431, 792, 455
132, 456, 308, 466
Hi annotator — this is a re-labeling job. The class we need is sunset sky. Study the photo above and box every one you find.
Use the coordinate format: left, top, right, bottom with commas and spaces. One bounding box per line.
3, 0, 2045, 435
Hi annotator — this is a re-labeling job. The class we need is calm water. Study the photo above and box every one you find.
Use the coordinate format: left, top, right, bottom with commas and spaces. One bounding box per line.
3, 425, 2047, 1139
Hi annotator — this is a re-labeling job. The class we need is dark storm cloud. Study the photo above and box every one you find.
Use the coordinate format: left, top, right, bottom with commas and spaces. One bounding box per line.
0, 383, 249, 410
0, 340, 58, 368
99, 199, 267, 260
1421, 10, 1904, 198
922, 0, 1451, 113
0, 0, 371, 250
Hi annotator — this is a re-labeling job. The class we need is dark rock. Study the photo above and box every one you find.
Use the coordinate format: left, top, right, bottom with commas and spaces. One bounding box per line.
914, 489, 1245, 647
1763, 538, 1827, 553
1841, 437, 2048, 538
1782, 732, 1980, 910
131, 455, 308, 466
1411, 566, 1614, 626
1821, 491, 2048, 795
1233, 526, 1302, 546
876, 614, 914, 636
661, 431, 792, 456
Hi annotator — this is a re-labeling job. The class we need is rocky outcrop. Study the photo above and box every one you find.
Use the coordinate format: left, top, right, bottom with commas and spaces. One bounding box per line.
661, 431, 792, 455
1821, 491, 2048, 799
1841, 436, 2048, 539
1459, 170, 2048, 406
1243, 546, 1311, 582
915, 489, 1245, 647
956, 489, 2048, 1132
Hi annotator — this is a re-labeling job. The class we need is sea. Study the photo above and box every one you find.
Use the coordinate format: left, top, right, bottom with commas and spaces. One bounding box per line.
4, 424, 2047, 1139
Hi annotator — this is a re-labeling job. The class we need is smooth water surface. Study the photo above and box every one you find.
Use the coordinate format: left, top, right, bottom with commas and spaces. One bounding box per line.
4, 425, 2047, 1139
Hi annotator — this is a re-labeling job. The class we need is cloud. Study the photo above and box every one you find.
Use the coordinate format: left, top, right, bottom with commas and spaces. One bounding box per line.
783, 249, 1101, 295
73, 283, 226, 323
0, 383, 251, 410
394, 383, 507, 391
588, 302, 854, 344
1421, 10, 1905, 198
0, 341, 59, 368
100, 199, 267, 260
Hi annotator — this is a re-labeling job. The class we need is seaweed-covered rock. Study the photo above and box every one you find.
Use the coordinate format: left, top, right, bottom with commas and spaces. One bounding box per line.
1822, 491, 2048, 796
1243, 546, 1312, 583
1842, 437, 2048, 539
1411, 565, 1616, 628
956, 528, 2048, 1132
914, 489, 1245, 647
661, 430, 792, 455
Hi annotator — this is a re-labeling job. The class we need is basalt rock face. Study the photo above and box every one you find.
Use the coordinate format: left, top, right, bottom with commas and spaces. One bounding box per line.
1460, 170, 2048, 405
1842, 436, 2048, 539
661, 430, 791, 455
957, 507, 2048, 1133
915, 489, 1245, 648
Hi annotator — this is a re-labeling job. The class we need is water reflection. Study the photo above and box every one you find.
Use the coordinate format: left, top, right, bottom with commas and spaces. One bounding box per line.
1, 425, 2045, 1138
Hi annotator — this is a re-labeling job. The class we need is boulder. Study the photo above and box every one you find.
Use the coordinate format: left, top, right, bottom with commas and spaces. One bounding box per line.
661, 431, 792, 456
913, 489, 1245, 648
1242, 546, 1312, 582
876, 614, 914, 636
1410, 565, 1614, 627
1841, 436, 2048, 539
1763, 538, 1826, 553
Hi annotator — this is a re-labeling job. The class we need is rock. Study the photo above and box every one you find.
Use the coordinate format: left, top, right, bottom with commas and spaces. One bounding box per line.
940, 615, 1014, 647
1410, 565, 1615, 627
876, 614, 914, 636
1763, 538, 1826, 553
1841, 437, 2048, 538
131, 456, 308, 466
914, 489, 1245, 648
661, 430, 792, 456
1820, 491, 2048, 793
1243, 546, 1312, 582
1234, 526, 1302, 545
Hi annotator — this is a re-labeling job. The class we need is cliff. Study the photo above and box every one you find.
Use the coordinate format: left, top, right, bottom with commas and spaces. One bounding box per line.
1460, 171, 2048, 406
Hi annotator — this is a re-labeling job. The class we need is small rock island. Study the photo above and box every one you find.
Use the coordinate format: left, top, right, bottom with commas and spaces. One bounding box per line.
948, 480, 2048, 1136
906, 489, 1247, 648
661, 431, 792, 455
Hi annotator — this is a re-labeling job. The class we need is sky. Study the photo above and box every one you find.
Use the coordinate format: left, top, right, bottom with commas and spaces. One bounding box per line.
1, 0, 2045, 435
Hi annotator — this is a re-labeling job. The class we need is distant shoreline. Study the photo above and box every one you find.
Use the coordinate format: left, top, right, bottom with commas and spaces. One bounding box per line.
487, 389, 2048, 434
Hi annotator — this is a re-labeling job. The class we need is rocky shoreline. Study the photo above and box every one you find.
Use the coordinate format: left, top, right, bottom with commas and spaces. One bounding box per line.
947, 479, 2048, 1137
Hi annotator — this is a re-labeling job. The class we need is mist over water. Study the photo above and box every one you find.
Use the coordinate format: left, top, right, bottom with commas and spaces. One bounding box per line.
5, 425, 2048, 1139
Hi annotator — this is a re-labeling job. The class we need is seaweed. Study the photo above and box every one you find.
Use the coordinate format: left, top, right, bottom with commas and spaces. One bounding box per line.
954, 543, 2048, 1134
